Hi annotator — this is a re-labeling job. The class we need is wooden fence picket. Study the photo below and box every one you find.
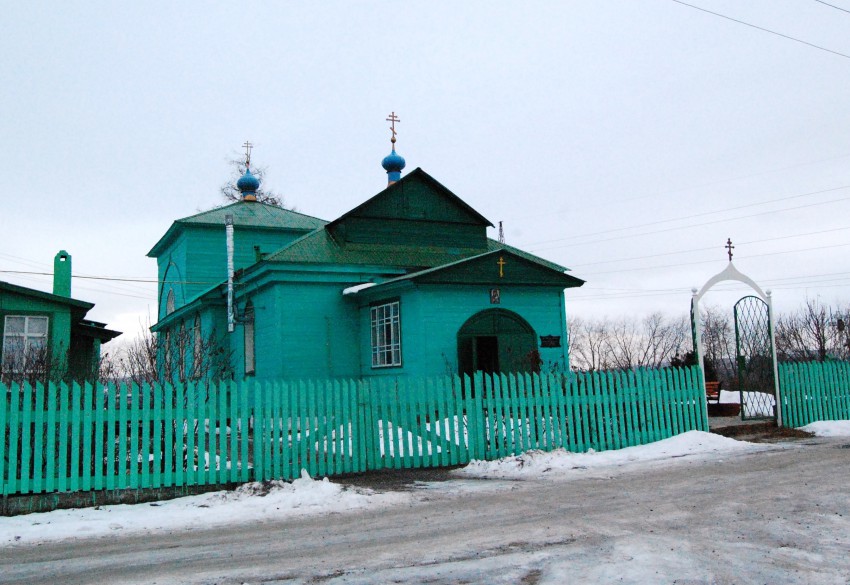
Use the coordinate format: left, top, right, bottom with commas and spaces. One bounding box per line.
9, 362, 839, 500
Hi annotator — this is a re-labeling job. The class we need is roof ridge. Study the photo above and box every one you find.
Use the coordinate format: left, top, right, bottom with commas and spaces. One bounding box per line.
176, 201, 243, 223
177, 201, 328, 225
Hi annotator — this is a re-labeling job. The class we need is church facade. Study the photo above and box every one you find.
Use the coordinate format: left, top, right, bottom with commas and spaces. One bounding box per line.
148, 145, 583, 383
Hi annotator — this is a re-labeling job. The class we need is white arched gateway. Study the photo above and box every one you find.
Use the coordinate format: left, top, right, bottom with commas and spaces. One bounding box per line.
692, 257, 782, 426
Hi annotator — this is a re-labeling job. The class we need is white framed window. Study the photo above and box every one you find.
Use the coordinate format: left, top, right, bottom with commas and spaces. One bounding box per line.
2, 315, 49, 372
370, 300, 401, 368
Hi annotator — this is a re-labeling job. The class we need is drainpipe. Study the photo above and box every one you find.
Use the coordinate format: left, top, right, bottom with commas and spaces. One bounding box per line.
226, 215, 235, 333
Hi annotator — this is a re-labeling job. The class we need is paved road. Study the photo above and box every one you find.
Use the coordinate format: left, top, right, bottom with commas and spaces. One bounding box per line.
2, 438, 849, 584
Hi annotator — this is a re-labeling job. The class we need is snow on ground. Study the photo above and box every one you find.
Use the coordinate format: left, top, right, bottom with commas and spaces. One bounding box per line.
0, 470, 409, 547
453, 431, 767, 480
800, 420, 850, 437
0, 431, 771, 547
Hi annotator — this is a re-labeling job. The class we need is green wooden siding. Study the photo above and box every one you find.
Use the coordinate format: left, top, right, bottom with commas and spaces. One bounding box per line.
357, 285, 570, 378
779, 361, 850, 427
2, 366, 706, 498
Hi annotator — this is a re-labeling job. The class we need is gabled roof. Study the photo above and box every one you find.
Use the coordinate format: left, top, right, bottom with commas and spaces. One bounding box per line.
262, 228, 481, 268
147, 201, 328, 257
344, 249, 584, 294
0, 281, 94, 310
326, 168, 494, 231
260, 226, 565, 274
74, 321, 122, 341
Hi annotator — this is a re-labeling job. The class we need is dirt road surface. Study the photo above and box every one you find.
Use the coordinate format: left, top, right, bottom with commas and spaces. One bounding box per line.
1, 437, 849, 584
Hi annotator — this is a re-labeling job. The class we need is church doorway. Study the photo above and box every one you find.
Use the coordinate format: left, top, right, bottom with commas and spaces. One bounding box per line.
457, 309, 537, 376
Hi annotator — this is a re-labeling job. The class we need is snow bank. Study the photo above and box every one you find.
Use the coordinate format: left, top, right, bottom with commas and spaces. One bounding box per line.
454, 431, 764, 480
0, 470, 408, 547
799, 420, 850, 437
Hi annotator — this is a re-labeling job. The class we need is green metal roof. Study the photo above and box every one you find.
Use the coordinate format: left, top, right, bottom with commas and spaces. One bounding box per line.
178, 201, 327, 230
148, 201, 328, 257
348, 249, 584, 293
0, 281, 94, 310
262, 227, 569, 273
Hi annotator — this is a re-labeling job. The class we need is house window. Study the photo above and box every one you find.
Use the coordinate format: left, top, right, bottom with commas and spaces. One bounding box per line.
3, 315, 49, 372
371, 300, 401, 368
244, 302, 255, 375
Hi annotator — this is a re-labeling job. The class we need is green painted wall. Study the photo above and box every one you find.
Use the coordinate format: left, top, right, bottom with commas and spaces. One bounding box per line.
0, 289, 103, 380
354, 284, 569, 379
155, 225, 309, 320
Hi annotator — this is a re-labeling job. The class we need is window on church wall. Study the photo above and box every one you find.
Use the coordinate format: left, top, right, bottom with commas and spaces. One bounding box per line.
177, 323, 187, 380
244, 302, 255, 375
166, 289, 175, 315
2, 315, 49, 373
192, 313, 202, 379
164, 329, 173, 381
370, 300, 401, 368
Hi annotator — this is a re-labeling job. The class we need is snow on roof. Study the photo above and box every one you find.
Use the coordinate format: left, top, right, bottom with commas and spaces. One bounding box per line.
342, 282, 377, 295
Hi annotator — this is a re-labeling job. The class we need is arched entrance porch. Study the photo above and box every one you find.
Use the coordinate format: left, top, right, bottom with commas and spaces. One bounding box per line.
457, 309, 537, 375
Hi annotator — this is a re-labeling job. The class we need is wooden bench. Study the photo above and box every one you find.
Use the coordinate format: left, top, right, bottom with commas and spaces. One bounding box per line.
705, 381, 722, 404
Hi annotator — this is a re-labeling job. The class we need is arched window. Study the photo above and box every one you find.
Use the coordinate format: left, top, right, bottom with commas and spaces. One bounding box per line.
166, 289, 175, 315
192, 313, 202, 378
244, 301, 255, 375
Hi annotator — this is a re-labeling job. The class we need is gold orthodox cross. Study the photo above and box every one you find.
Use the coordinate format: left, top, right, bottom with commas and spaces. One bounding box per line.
242, 140, 254, 168
725, 238, 735, 262
386, 112, 400, 145
497, 256, 506, 278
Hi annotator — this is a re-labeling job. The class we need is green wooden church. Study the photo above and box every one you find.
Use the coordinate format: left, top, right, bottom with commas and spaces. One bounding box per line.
148, 132, 584, 383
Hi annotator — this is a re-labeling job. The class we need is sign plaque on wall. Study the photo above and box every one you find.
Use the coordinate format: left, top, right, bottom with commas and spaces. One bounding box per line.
539, 335, 561, 348
490, 288, 501, 304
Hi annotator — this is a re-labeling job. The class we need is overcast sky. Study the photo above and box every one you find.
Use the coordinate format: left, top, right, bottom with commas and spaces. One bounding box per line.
2, 1, 849, 346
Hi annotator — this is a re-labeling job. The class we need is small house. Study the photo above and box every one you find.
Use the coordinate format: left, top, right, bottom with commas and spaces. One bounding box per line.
0, 251, 121, 383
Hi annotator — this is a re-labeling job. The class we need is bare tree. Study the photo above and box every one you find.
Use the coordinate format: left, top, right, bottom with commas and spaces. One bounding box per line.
696, 305, 737, 386
1, 343, 68, 386
776, 298, 850, 362
605, 312, 688, 370
220, 158, 286, 207
568, 316, 613, 371
568, 312, 687, 372
99, 322, 233, 386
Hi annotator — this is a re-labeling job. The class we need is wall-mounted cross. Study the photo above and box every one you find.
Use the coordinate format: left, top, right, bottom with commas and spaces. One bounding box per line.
725, 238, 735, 262
497, 256, 506, 278
242, 140, 254, 168
386, 112, 400, 144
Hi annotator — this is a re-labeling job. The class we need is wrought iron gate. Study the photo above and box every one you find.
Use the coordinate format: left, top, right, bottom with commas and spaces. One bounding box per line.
733, 296, 776, 420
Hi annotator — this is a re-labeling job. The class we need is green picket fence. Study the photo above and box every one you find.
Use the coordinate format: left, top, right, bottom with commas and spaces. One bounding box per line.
2, 366, 707, 497
778, 361, 850, 428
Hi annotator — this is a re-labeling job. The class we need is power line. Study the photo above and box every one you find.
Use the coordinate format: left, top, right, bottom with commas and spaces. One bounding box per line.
531, 194, 850, 253
812, 0, 850, 15
0, 270, 225, 286
567, 225, 850, 268
525, 184, 850, 248
512, 151, 850, 221
579, 241, 850, 276
671, 0, 850, 60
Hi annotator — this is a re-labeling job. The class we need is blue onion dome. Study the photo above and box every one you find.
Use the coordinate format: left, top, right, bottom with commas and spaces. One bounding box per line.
236, 168, 260, 194
381, 149, 406, 173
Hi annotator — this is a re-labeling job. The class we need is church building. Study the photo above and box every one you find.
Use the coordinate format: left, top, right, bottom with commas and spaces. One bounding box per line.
148, 122, 584, 382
